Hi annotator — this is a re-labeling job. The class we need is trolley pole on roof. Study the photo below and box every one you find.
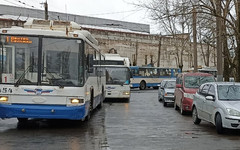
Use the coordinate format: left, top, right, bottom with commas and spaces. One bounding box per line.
41, 1, 48, 20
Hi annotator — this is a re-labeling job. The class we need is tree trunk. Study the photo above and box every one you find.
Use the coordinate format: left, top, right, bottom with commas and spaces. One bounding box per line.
237, 1, 240, 82
222, 23, 230, 81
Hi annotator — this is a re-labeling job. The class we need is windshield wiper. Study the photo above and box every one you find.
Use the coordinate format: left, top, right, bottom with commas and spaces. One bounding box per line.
14, 65, 33, 87
42, 67, 64, 88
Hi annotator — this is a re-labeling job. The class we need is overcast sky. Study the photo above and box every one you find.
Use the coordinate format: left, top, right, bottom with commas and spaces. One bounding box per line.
0, 0, 159, 33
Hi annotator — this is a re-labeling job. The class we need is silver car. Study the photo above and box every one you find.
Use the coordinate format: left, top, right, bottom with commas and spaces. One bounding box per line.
192, 82, 240, 134
158, 79, 176, 106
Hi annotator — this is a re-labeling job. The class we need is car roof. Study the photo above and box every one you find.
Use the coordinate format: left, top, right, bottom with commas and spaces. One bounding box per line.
210, 82, 240, 86
180, 72, 213, 76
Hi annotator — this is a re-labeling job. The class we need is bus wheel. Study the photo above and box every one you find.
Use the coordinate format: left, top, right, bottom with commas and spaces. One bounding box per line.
97, 99, 103, 109
86, 110, 91, 121
139, 81, 146, 90
17, 118, 28, 123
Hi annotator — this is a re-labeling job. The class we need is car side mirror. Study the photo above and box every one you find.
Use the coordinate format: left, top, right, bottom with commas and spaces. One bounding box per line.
206, 95, 214, 101
176, 84, 182, 88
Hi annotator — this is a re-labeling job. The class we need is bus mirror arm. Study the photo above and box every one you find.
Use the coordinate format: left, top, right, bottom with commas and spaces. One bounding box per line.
87, 54, 94, 73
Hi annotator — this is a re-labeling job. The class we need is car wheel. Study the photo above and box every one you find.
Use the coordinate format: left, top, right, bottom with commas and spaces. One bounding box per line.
192, 107, 201, 124
158, 95, 162, 101
180, 101, 186, 115
163, 99, 167, 107
216, 113, 224, 134
139, 81, 146, 90
159, 97, 162, 101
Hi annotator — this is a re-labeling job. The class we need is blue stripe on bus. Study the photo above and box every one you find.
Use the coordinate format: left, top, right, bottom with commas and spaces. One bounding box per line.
132, 76, 176, 78
0, 103, 88, 120
131, 83, 140, 88
131, 83, 159, 88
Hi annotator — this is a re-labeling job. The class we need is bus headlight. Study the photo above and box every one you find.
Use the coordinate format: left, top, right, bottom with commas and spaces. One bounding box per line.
123, 91, 130, 95
0, 96, 8, 102
70, 98, 84, 104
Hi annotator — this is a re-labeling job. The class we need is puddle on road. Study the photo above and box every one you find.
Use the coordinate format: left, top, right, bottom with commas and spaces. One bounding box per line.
0, 106, 111, 150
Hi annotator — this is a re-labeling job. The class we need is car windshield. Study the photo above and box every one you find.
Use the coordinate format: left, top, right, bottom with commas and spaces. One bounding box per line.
218, 84, 240, 100
184, 75, 215, 88
164, 81, 176, 89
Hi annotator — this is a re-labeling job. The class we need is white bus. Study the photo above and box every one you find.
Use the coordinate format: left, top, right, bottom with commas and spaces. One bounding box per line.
95, 54, 131, 102
130, 66, 181, 90
0, 19, 105, 122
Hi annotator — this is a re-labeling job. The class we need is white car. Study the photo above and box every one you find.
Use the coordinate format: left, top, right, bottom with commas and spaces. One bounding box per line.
158, 79, 176, 106
192, 82, 240, 134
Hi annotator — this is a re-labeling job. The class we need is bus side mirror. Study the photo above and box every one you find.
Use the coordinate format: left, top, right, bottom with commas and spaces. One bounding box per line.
87, 54, 94, 73
130, 71, 133, 78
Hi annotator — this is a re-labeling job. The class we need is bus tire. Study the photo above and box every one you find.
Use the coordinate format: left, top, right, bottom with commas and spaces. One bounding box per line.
85, 89, 94, 121
97, 99, 103, 109
17, 118, 28, 123
139, 81, 146, 90
85, 110, 91, 121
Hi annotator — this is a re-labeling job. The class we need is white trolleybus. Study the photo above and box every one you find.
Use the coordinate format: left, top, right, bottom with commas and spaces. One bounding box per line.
95, 54, 131, 102
130, 66, 181, 90
0, 19, 105, 122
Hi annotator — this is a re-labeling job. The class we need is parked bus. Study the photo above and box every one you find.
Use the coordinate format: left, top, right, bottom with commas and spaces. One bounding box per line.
198, 67, 217, 77
130, 66, 181, 90
94, 54, 131, 101
0, 19, 105, 122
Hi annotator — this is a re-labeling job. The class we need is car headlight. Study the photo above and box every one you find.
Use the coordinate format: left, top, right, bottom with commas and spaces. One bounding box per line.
123, 91, 130, 95
226, 108, 240, 117
0, 96, 8, 102
183, 93, 194, 99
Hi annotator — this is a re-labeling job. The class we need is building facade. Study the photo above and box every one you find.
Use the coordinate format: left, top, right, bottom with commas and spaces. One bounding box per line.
86, 27, 216, 71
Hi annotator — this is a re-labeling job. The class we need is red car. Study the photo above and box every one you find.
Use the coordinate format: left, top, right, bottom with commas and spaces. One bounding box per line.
174, 72, 215, 115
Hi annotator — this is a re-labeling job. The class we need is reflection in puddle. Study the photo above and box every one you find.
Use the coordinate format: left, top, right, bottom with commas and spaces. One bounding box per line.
0, 106, 111, 150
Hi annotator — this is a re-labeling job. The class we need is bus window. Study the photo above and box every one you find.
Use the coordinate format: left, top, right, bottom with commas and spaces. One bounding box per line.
161, 69, 172, 76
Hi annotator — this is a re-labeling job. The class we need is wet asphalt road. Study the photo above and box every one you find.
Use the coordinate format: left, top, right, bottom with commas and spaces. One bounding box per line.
1, 89, 240, 150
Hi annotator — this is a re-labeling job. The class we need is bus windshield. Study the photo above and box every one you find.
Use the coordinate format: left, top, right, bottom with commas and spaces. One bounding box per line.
106, 67, 130, 85
0, 35, 84, 87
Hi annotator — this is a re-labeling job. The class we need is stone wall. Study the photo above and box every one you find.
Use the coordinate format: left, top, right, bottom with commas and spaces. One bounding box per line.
85, 28, 216, 71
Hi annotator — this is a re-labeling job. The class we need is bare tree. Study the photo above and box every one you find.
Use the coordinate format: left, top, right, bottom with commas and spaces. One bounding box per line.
136, 0, 240, 81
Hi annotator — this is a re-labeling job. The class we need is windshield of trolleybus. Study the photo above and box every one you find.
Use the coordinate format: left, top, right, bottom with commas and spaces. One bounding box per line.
0, 35, 84, 87
106, 67, 130, 85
